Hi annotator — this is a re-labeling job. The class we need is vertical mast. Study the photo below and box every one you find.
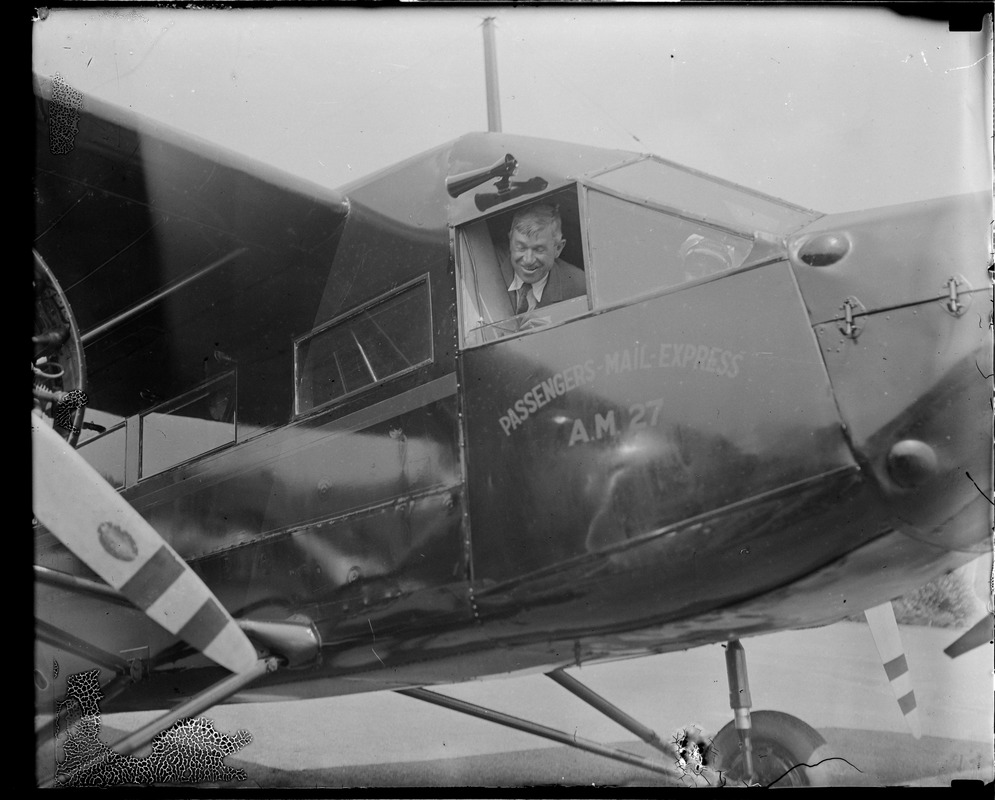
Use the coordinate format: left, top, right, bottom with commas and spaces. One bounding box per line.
482, 17, 502, 132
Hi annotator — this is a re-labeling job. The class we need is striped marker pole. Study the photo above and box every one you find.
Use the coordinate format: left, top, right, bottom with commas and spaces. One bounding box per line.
864, 601, 921, 739
32, 413, 258, 674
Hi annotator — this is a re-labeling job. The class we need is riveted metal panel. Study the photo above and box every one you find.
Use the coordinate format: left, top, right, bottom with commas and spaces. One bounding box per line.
462, 261, 854, 582
815, 300, 991, 549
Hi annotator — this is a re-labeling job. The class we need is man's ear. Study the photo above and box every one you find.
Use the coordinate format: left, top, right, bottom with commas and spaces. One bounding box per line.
555, 238, 566, 257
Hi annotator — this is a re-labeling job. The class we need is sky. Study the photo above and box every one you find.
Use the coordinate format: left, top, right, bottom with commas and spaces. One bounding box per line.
33, 5, 991, 213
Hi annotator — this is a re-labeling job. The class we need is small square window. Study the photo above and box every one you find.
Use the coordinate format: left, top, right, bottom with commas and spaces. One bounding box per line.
140, 371, 236, 478
295, 278, 433, 415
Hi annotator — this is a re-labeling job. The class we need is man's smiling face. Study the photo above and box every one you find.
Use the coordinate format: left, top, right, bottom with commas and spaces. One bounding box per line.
510, 226, 564, 285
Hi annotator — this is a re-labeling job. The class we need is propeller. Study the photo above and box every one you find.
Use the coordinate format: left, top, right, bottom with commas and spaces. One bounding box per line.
32, 412, 258, 674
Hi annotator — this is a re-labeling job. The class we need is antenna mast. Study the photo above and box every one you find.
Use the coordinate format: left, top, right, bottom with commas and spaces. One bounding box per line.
482, 17, 502, 132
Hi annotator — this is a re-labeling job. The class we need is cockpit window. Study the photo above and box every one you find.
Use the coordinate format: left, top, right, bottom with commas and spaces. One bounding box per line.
590, 156, 820, 237
294, 276, 433, 415
457, 188, 589, 347
140, 370, 236, 479
585, 189, 754, 308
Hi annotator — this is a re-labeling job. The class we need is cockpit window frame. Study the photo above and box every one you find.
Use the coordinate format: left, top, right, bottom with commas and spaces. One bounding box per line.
585, 154, 821, 238
138, 369, 238, 480
581, 184, 760, 310
292, 273, 434, 419
454, 183, 592, 350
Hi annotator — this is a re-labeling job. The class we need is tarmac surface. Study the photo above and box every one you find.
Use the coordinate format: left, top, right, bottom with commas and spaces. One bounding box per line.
80, 619, 992, 789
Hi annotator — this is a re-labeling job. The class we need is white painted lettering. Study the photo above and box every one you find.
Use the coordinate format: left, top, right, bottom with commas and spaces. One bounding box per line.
604, 351, 620, 375
704, 346, 721, 374
594, 410, 617, 439
728, 353, 743, 378
569, 418, 590, 445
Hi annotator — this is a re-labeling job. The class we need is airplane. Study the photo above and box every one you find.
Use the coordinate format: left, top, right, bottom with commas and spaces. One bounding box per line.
33, 70, 992, 787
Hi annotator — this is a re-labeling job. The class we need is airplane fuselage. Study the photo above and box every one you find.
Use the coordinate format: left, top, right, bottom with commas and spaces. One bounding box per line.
34, 86, 991, 710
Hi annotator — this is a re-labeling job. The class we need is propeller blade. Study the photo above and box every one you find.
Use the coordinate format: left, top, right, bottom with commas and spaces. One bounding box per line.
864, 601, 921, 738
32, 413, 258, 674
944, 614, 995, 659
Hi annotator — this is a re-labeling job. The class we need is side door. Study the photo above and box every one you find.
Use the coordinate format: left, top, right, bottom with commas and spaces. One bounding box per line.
456, 163, 856, 592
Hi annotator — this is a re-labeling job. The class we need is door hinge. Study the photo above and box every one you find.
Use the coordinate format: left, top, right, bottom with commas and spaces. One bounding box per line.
838, 296, 865, 339
940, 275, 972, 317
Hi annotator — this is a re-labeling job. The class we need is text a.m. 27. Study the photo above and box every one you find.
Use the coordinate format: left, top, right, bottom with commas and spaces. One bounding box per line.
566, 398, 666, 447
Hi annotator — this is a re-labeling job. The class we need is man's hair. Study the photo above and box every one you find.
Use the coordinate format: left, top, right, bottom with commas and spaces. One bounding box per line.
509, 203, 562, 240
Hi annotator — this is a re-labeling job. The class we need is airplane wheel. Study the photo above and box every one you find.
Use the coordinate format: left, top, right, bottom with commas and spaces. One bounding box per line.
709, 710, 840, 787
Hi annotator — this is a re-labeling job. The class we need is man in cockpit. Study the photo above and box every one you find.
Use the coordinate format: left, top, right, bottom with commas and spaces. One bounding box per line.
501, 203, 586, 316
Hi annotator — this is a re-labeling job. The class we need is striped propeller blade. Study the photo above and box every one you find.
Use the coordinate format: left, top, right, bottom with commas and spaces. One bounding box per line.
864, 601, 921, 739
32, 413, 258, 674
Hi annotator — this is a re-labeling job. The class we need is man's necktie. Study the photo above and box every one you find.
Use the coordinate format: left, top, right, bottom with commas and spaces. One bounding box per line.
514, 284, 530, 315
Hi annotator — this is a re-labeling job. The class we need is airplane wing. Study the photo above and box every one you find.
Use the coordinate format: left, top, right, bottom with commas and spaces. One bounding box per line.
35, 73, 350, 424
34, 75, 345, 781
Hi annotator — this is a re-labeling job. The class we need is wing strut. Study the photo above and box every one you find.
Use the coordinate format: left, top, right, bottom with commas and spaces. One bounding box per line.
397, 686, 686, 780
547, 668, 671, 756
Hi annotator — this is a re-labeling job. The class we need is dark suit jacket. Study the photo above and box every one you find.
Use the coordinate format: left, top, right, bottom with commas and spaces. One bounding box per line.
535, 258, 587, 307
499, 253, 587, 312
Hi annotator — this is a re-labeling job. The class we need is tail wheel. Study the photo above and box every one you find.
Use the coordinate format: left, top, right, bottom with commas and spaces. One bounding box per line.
33, 249, 86, 446
709, 710, 841, 787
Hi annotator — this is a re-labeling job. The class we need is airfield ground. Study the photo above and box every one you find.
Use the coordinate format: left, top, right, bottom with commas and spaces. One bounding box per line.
82, 619, 992, 788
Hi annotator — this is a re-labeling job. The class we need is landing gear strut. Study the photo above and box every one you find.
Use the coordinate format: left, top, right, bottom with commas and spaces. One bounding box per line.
711, 639, 839, 787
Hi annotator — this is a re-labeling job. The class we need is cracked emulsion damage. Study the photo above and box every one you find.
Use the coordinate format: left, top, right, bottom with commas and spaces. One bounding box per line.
672, 724, 713, 785
53, 668, 252, 786
48, 74, 82, 155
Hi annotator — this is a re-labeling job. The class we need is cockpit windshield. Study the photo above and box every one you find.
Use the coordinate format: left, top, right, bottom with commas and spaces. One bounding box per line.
589, 156, 821, 238
455, 159, 823, 348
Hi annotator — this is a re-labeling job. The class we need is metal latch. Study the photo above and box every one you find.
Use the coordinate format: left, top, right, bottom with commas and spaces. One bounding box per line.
940, 274, 972, 317
838, 296, 865, 339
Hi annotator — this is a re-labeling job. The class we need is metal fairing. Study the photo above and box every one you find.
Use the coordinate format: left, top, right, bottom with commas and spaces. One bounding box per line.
814, 299, 991, 551
34, 77, 991, 716
788, 191, 990, 324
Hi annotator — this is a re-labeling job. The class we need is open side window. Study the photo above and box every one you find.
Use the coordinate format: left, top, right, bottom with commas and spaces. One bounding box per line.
140, 370, 237, 479
457, 186, 589, 348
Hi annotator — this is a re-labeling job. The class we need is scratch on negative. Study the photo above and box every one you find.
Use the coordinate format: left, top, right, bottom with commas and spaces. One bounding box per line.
372, 647, 385, 667
966, 472, 995, 506
945, 55, 987, 74
368, 619, 376, 640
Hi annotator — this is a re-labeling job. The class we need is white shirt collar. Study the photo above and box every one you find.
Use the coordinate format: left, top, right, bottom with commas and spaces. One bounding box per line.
508, 271, 550, 304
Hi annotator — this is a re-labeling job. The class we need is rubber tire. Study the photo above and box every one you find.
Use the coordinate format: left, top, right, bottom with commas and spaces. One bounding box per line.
709, 710, 840, 787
